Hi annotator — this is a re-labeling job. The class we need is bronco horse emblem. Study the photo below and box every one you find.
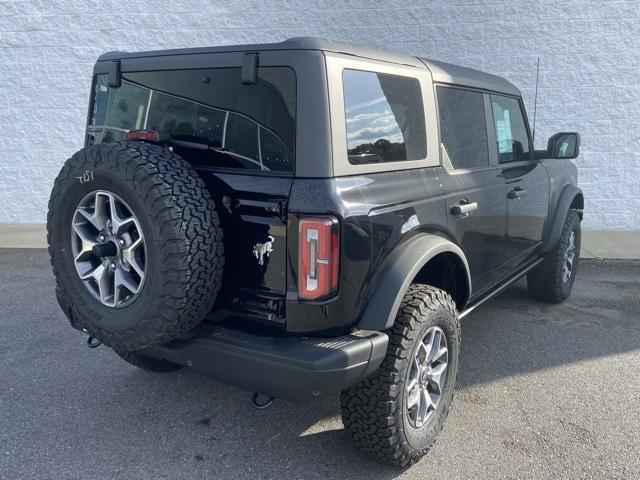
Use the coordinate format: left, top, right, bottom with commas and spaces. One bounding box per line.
253, 236, 275, 266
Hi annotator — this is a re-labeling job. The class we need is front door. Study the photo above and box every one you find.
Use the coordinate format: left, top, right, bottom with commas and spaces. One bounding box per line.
488, 94, 549, 269
503, 162, 549, 266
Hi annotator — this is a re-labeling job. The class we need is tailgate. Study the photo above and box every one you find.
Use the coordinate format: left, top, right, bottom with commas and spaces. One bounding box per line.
196, 170, 292, 328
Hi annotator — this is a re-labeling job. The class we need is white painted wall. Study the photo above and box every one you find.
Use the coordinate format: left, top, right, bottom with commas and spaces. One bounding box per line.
1, 0, 638, 228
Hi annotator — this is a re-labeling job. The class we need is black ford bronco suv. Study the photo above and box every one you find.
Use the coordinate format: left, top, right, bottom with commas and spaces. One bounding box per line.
48, 38, 583, 466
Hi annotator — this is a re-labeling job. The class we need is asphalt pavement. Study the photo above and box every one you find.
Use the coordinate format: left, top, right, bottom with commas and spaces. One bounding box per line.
1, 248, 639, 479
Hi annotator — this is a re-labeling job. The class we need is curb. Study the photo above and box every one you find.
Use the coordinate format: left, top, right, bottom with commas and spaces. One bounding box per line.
0, 224, 638, 259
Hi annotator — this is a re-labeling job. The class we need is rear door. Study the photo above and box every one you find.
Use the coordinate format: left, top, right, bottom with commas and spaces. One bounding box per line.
488, 94, 549, 269
436, 86, 508, 297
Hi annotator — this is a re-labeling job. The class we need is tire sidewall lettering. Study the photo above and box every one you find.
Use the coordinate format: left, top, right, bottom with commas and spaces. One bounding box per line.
48, 142, 224, 350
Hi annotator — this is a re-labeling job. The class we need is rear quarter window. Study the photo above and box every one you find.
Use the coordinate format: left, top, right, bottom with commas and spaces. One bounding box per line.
88, 66, 296, 174
342, 69, 427, 165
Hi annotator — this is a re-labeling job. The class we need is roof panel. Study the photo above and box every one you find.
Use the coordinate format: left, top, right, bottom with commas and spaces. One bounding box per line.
420, 58, 520, 96
98, 36, 519, 96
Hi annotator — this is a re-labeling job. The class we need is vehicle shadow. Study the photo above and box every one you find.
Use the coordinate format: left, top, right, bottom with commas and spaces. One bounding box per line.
4, 250, 640, 479
457, 259, 640, 389
89, 260, 640, 478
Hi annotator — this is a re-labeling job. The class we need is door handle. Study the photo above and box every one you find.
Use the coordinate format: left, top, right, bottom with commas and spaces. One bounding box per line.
450, 200, 478, 216
508, 187, 527, 199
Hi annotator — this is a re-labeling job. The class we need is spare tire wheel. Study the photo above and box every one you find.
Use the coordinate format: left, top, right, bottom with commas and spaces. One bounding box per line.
47, 142, 224, 351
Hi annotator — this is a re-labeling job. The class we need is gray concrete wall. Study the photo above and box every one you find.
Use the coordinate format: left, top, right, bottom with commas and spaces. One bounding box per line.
1, 0, 638, 229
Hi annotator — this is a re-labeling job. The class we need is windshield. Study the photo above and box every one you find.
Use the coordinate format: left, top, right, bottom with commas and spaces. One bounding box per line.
88, 66, 296, 173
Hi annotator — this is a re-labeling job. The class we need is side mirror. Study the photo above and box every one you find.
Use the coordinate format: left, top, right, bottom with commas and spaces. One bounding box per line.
539, 132, 580, 160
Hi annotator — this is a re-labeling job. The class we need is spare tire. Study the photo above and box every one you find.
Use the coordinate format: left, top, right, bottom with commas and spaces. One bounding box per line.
47, 142, 224, 351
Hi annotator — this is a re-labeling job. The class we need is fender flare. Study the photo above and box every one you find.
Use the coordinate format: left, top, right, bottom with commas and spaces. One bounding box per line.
357, 234, 471, 331
542, 185, 583, 253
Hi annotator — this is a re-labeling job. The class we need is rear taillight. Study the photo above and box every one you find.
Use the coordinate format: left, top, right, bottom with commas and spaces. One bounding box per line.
298, 217, 339, 301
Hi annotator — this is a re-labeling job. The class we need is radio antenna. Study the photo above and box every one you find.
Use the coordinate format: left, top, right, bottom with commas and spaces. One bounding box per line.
532, 57, 540, 143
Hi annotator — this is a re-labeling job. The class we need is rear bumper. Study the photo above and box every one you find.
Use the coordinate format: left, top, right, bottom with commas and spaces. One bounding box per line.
143, 325, 388, 404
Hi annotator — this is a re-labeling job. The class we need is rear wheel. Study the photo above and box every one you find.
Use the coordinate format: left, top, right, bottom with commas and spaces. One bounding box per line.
528, 209, 581, 303
340, 285, 460, 466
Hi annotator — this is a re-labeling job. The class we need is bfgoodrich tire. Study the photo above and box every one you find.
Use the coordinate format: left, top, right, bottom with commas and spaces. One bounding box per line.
341, 285, 460, 467
47, 142, 224, 351
527, 209, 581, 303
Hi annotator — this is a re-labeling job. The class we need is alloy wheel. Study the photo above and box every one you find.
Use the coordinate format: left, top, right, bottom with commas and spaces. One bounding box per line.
562, 230, 576, 283
406, 326, 449, 428
71, 190, 146, 308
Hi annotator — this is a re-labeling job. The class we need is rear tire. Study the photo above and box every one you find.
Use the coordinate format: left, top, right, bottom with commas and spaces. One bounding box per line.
115, 350, 182, 373
340, 285, 460, 467
527, 209, 581, 303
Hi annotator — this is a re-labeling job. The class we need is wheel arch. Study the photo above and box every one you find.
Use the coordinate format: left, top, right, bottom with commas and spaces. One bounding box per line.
571, 191, 584, 219
357, 234, 471, 331
542, 185, 583, 253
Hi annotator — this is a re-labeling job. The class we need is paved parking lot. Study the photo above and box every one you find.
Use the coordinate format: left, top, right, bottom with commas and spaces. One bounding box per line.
1, 248, 639, 479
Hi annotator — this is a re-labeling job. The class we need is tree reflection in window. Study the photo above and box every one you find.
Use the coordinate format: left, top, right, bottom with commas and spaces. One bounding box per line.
343, 70, 426, 165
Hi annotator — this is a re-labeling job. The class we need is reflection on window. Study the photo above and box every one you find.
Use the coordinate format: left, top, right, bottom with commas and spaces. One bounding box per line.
343, 69, 426, 165
490, 95, 531, 163
88, 67, 295, 173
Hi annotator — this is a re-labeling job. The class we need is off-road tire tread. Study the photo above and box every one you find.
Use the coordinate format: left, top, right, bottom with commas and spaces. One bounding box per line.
527, 209, 580, 303
48, 142, 224, 351
340, 285, 459, 467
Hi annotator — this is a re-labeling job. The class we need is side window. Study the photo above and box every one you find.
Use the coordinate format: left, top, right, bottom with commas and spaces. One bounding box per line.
436, 87, 489, 170
343, 69, 427, 164
490, 95, 532, 163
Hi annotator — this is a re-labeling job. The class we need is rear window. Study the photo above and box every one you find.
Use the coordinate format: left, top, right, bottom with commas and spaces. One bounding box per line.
436, 87, 489, 170
342, 69, 427, 165
89, 67, 296, 173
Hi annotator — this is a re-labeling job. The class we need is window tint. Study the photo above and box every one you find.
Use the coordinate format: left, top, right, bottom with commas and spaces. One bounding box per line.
260, 128, 293, 172
490, 95, 532, 163
146, 92, 226, 147
436, 87, 489, 170
343, 69, 426, 164
90, 75, 150, 142
89, 67, 296, 173
225, 113, 259, 163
